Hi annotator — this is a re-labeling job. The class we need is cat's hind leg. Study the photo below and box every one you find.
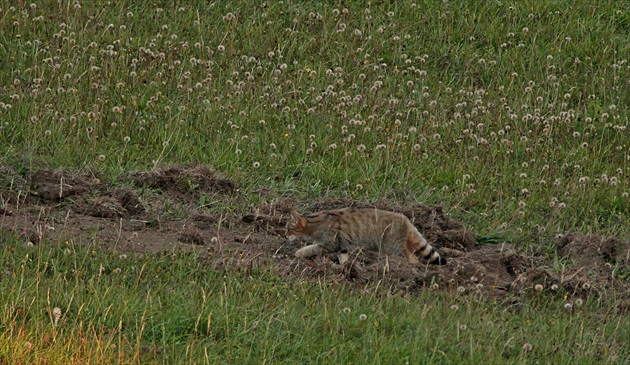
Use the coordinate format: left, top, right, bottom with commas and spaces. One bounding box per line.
337, 252, 349, 265
295, 244, 324, 259
402, 230, 420, 264
403, 246, 420, 265
335, 234, 350, 265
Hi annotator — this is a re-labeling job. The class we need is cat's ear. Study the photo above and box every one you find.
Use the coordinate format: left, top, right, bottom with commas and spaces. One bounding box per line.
291, 210, 306, 227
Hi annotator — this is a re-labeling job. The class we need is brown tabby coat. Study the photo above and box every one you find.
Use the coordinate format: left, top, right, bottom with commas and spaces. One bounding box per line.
286, 208, 446, 265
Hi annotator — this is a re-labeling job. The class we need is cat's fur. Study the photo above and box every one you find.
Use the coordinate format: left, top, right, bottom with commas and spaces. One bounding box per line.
286, 207, 447, 265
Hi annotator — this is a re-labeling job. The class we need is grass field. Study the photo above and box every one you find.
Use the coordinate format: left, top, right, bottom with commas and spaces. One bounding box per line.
1, 1, 629, 364
1, 238, 628, 364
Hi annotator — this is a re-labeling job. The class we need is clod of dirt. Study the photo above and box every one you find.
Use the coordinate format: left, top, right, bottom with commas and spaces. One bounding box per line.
30, 169, 98, 202
256, 199, 299, 215
74, 196, 126, 218
130, 164, 237, 195
72, 189, 144, 219
192, 214, 217, 229
113, 188, 145, 216
241, 201, 298, 236
440, 243, 525, 290
179, 225, 205, 245
242, 213, 286, 231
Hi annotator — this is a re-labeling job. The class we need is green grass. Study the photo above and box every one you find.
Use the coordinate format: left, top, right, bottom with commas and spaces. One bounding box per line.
1, 0, 629, 243
1, 1, 630, 363
1, 236, 628, 364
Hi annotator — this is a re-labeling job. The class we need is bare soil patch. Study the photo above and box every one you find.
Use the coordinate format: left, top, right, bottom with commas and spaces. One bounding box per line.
1, 164, 628, 306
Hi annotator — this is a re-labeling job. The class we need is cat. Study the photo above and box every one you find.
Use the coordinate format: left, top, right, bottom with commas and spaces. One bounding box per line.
286, 207, 447, 265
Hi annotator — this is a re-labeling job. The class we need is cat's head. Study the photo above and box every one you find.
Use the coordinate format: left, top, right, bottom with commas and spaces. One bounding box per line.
285, 210, 307, 242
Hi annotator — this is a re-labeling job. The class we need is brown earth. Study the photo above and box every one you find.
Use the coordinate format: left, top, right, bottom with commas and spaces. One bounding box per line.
1, 164, 628, 306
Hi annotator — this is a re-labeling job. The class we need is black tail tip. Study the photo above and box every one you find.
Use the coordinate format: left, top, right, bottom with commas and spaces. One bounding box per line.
430, 256, 447, 265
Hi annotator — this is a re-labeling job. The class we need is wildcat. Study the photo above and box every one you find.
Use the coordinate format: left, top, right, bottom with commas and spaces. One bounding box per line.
286, 207, 447, 265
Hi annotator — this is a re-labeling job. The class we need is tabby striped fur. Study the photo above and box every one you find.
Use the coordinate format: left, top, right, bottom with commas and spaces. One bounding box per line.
286, 207, 447, 265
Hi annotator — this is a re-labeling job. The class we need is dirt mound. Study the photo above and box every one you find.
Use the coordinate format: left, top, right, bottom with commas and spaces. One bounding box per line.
74, 195, 126, 218
398, 205, 476, 251
557, 234, 630, 268
114, 188, 145, 215
239, 202, 629, 302
178, 225, 205, 245
30, 169, 101, 202
241, 201, 295, 237
0, 163, 234, 250
1, 164, 628, 306
269, 234, 628, 302
26, 169, 145, 219
240, 200, 505, 295
130, 164, 237, 196
506, 234, 630, 297
273, 242, 526, 299
72, 189, 144, 219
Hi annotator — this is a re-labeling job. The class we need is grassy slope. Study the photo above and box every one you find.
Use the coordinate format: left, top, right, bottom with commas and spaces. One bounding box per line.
1, 0, 629, 242
1, 1, 629, 363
